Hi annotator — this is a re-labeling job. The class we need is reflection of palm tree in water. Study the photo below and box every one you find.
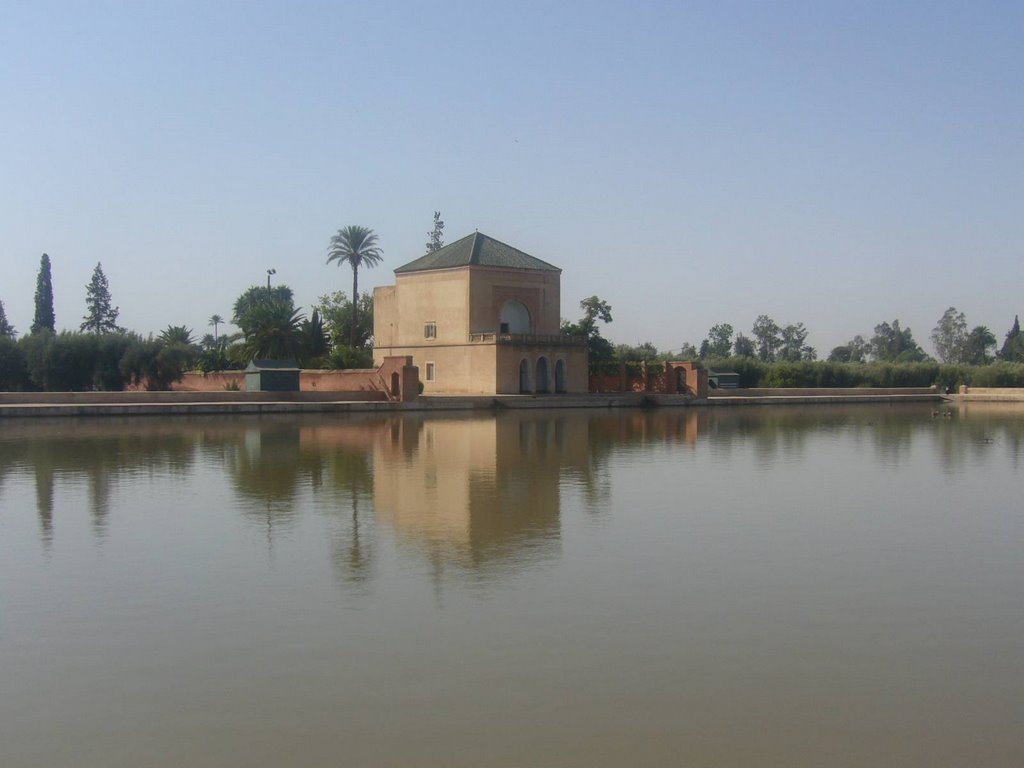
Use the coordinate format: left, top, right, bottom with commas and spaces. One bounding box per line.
334, 491, 371, 584
327, 450, 374, 585
223, 426, 377, 583
89, 470, 111, 537
34, 464, 55, 548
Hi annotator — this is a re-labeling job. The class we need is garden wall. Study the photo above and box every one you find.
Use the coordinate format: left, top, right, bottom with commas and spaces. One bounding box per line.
138, 356, 419, 402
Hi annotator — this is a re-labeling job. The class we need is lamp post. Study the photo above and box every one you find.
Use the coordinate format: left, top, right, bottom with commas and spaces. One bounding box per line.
266, 268, 276, 289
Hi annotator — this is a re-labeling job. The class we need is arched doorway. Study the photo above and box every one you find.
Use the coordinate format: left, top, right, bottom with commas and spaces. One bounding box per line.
500, 300, 531, 334
390, 372, 400, 398
535, 357, 550, 394
519, 359, 531, 393
554, 359, 567, 393
676, 368, 687, 394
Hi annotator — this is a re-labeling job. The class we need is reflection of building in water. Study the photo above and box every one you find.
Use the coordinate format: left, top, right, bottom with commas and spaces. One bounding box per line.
372, 414, 588, 571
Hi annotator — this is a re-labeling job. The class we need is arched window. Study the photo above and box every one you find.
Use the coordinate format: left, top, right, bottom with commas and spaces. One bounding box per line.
554, 359, 567, 393
519, 359, 531, 394
500, 300, 531, 335
536, 357, 550, 394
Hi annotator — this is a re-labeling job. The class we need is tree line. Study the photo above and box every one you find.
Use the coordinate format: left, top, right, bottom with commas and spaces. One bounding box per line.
0, 217, 433, 391
559, 299, 1023, 367
559, 297, 1024, 389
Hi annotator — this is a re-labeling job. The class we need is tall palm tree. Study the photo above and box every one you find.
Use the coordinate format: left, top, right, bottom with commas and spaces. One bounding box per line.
326, 226, 383, 348
209, 314, 224, 341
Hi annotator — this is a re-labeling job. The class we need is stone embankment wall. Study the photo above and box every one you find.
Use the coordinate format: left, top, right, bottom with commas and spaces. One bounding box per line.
711, 387, 938, 398
958, 386, 1024, 401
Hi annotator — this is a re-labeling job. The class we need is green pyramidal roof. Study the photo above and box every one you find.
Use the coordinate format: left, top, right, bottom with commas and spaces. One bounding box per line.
394, 232, 560, 274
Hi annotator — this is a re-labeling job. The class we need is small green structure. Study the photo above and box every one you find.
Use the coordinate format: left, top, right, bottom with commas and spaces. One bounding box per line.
245, 359, 300, 392
708, 370, 740, 389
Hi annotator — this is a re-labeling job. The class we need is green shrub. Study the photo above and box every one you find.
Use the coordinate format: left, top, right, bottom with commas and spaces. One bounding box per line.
327, 345, 374, 369
38, 332, 98, 391
764, 362, 801, 388
93, 333, 136, 390
119, 339, 192, 390
699, 358, 964, 389
0, 336, 28, 391
969, 362, 1024, 388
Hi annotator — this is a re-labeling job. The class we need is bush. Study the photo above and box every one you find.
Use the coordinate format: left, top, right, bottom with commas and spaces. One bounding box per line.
36, 332, 98, 391
93, 333, 136, 390
700, 357, 963, 389
0, 336, 28, 391
763, 362, 802, 388
197, 342, 240, 374
969, 362, 1024, 388
327, 345, 373, 369
20, 331, 53, 390
119, 339, 192, 390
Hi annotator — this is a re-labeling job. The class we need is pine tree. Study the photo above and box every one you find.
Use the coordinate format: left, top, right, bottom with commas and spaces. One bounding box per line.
999, 315, 1022, 361
0, 297, 15, 337
425, 211, 445, 253
80, 262, 123, 334
31, 253, 55, 334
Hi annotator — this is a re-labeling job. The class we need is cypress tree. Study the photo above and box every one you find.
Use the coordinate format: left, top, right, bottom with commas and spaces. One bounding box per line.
1000, 315, 1021, 360
80, 262, 123, 334
31, 253, 56, 334
0, 297, 15, 337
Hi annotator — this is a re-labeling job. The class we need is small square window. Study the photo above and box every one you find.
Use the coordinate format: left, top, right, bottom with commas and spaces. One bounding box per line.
424, 322, 437, 339
425, 362, 435, 382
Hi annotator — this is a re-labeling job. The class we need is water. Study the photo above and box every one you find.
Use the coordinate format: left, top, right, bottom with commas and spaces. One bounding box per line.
1, 404, 1022, 767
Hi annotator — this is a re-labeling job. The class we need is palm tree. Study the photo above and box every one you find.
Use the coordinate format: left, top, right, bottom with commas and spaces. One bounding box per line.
241, 302, 305, 361
326, 226, 383, 348
159, 325, 195, 345
209, 314, 224, 341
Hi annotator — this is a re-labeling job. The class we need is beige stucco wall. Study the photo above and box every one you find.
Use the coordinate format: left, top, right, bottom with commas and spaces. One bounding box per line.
495, 344, 589, 394
375, 343, 498, 394
374, 263, 584, 394
375, 265, 561, 344
374, 269, 471, 347
467, 266, 561, 335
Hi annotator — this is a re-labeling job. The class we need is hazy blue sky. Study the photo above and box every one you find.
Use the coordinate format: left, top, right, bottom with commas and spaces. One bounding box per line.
2, 1, 1021, 355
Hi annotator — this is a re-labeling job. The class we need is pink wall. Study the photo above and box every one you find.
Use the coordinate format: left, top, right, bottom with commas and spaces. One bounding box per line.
136, 357, 419, 402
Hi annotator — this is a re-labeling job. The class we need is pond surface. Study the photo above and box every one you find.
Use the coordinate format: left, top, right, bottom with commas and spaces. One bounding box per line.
1, 404, 1023, 767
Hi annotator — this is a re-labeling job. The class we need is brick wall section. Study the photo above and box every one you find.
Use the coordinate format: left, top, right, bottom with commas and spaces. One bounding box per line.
590, 372, 668, 393
589, 362, 706, 397
130, 356, 419, 402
